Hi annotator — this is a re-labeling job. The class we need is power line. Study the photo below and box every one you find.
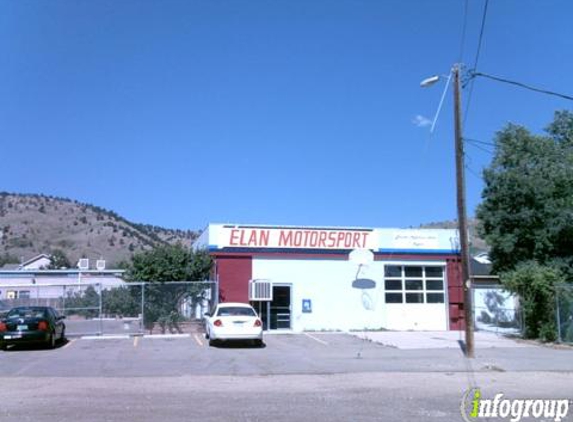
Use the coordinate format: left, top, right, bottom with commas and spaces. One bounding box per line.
464, 137, 495, 147
466, 140, 494, 155
465, 164, 483, 181
464, 0, 490, 126
472, 0, 489, 71
471, 72, 573, 102
465, 137, 496, 155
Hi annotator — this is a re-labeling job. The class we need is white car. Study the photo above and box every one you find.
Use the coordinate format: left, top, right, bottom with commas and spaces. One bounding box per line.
204, 303, 263, 347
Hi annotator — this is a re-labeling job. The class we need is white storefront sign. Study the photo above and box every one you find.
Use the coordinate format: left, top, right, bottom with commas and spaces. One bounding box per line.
203, 225, 458, 254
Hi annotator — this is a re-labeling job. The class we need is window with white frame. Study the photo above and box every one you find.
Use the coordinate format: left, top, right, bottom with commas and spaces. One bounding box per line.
19, 290, 31, 299
384, 265, 445, 304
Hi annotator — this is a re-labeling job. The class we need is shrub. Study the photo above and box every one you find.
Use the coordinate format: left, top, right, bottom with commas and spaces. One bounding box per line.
501, 262, 563, 341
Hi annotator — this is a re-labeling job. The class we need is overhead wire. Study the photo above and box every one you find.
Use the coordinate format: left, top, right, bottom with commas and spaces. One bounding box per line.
465, 163, 483, 180
464, 137, 495, 148
465, 139, 494, 155
463, 0, 490, 126
471, 72, 573, 102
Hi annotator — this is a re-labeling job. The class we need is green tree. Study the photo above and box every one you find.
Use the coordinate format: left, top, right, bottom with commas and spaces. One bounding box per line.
64, 285, 100, 318
477, 111, 573, 276
477, 111, 573, 341
125, 244, 212, 333
102, 286, 140, 318
546, 110, 573, 145
47, 249, 72, 269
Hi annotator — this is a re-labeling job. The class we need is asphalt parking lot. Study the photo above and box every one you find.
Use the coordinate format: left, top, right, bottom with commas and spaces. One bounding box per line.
2, 332, 573, 377
1, 333, 573, 422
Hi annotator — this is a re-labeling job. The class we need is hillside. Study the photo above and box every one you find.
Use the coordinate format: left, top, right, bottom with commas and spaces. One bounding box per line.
419, 218, 488, 253
0, 192, 488, 269
0, 193, 199, 267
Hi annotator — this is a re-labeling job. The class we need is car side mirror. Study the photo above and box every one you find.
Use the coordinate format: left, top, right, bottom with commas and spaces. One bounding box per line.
58, 315, 66, 320
203, 312, 211, 317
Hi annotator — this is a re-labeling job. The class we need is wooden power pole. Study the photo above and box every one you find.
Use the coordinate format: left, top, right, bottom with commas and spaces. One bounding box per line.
453, 64, 475, 358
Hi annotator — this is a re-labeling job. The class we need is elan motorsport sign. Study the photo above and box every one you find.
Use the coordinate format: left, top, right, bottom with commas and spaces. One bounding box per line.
222, 226, 377, 250
202, 224, 459, 254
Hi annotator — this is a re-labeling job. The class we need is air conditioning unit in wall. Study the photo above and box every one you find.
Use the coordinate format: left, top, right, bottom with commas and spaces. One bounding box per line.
249, 279, 273, 301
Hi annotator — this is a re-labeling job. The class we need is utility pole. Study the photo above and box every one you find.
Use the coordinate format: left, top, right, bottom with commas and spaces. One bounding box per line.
453, 64, 474, 358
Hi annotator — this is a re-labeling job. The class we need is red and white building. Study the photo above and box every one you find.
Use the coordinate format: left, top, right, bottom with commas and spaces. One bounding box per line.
194, 224, 466, 332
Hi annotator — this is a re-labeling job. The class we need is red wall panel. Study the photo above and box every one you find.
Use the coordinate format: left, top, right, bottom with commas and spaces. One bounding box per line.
447, 258, 465, 330
215, 255, 252, 303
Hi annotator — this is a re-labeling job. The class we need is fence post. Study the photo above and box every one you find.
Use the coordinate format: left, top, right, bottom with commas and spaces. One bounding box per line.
141, 282, 145, 335
520, 303, 525, 337
215, 277, 219, 306
556, 286, 562, 343
98, 283, 103, 336
62, 285, 66, 316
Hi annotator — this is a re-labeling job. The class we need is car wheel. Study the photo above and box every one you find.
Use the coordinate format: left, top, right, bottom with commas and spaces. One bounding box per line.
0, 342, 7, 351
205, 329, 210, 340
254, 339, 263, 348
48, 332, 56, 349
60, 327, 66, 343
208, 338, 217, 347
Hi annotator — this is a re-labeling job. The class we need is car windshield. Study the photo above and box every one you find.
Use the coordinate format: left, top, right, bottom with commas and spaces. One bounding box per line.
7, 308, 47, 319
216, 307, 256, 317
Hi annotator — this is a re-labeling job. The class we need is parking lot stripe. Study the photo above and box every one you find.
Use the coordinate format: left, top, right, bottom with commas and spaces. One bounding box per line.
143, 334, 191, 339
133, 336, 140, 348
304, 332, 329, 345
193, 333, 204, 347
82, 335, 130, 340
62, 339, 76, 349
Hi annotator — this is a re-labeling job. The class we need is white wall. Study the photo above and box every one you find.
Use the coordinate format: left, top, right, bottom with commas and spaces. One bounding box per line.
385, 304, 447, 331
22, 257, 52, 270
252, 257, 447, 332
0, 275, 126, 300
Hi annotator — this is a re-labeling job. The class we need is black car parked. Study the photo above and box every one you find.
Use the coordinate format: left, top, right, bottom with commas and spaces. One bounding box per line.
0, 306, 66, 350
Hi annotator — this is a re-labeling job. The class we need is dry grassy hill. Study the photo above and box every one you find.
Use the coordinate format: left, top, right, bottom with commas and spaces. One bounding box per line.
0, 193, 199, 267
419, 218, 488, 253
0, 192, 487, 268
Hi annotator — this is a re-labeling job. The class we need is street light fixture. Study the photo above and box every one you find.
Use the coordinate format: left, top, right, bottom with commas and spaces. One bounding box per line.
420, 75, 440, 88
421, 64, 474, 358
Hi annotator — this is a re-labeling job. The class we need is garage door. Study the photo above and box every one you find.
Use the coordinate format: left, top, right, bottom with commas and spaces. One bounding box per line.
383, 264, 448, 330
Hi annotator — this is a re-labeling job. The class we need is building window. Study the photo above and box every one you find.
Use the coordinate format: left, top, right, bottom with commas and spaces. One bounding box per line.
19, 290, 31, 299
384, 265, 445, 304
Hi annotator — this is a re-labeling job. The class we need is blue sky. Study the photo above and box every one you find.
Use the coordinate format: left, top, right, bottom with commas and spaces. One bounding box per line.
1, 1, 572, 231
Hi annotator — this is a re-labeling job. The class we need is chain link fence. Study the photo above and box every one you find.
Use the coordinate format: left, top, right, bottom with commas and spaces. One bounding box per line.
0, 281, 217, 336
473, 286, 523, 335
556, 283, 573, 343
472, 284, 573, 343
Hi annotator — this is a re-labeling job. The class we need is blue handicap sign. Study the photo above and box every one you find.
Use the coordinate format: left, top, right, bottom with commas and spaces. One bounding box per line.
302, 299, 312, 313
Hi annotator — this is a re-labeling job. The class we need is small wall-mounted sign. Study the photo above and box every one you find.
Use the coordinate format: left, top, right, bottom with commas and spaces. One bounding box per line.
302, 299, 312, 313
